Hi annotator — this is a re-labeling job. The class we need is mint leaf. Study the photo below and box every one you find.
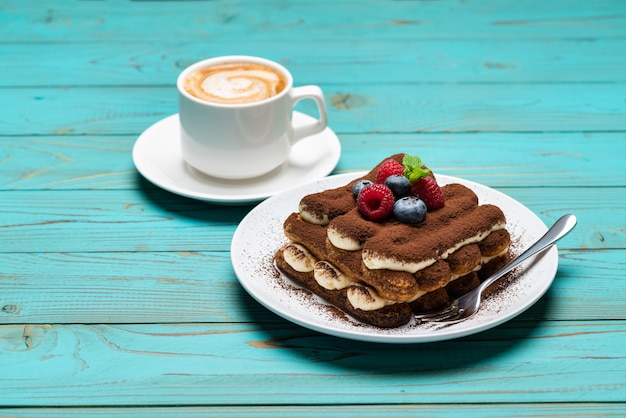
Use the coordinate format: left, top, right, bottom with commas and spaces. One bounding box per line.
402, 154, 431, 183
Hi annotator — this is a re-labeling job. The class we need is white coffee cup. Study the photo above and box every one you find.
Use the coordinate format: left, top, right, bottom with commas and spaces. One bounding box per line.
177, 55, 328, 179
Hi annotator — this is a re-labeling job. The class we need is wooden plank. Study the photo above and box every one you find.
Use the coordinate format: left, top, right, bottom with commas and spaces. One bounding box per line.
1, 0, 622, 413
0, 249, 624, 324
0, 187, 621, 253
3, 39, 626, 86
0, 189, 249, 253
4, 0, 625, 42
2, 404, 626, 417
0, 251, 250, 324
1, 133, 624, 190
338, 133, 626, 188
0, 321, 625, 406
2, 84, 625, 135
0, 135, 136, 190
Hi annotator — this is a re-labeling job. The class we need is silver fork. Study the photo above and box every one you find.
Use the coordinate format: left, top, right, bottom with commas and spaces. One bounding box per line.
415, 214, 577, 324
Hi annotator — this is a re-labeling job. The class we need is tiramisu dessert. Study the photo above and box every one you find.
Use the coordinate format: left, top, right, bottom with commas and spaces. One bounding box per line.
275, 154, 511, 328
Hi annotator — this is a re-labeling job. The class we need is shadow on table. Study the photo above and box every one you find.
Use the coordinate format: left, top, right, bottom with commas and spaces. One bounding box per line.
135, 174, 256, 224
136, 160, 564, 374
238, 284, 555, 374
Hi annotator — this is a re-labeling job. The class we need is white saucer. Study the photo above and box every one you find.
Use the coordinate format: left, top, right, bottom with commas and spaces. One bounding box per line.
132, 112, 341, 204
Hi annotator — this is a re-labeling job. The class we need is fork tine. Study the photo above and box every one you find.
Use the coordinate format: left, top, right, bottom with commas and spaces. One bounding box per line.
414, 303, 459, 321
419, 310, 460, 322
424, 309, 467, 323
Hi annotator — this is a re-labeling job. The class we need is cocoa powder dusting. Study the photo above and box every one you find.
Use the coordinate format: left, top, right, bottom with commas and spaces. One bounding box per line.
300, 186, 354, 221
237, 153, 551, 340
329, 208, 380, 243
360, 185, 505, 265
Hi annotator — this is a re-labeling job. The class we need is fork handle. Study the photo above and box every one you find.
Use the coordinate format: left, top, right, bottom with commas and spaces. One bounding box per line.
477, 214, 577, 294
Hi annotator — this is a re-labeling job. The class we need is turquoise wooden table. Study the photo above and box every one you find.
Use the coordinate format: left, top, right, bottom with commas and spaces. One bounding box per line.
1, 1, 625, 416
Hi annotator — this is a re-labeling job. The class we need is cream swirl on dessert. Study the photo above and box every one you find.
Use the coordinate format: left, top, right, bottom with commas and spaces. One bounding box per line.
313, 261, 353, 290
327, 225, 362, 251
184, 62, 287, 104
347, 285, 390, 311
282, 243, 315, 273
299, 202, 329, 226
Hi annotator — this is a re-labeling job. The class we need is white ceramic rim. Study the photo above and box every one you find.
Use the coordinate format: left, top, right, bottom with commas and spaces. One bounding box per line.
231, 172, 558, 343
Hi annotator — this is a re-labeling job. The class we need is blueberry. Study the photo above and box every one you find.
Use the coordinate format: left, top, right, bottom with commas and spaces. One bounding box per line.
384, 175, 411, 198
393, 196, 427, 224
352, 179, 373, 199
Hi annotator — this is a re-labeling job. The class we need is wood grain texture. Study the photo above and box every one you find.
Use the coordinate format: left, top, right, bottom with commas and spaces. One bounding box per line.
0, 321, 625, 406
0, 187, 622, 253
0, 249, 624, 324
1, 0, 625, 413
3, 404, 626, 417
1, 134, 624, 190
4, 0, 625, 41
3, 39, 626, 86
2, 84, 625, 135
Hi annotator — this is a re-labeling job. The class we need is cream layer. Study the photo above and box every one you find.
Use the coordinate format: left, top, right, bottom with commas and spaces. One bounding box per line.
362, 222, 507, 273
281, 243, 509, 312
299, 203, 329, 226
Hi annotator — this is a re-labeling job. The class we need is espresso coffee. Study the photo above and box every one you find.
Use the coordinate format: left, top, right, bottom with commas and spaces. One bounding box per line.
183, 62, 288, 104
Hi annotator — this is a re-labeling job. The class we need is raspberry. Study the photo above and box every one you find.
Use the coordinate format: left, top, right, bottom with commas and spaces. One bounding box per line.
411, 175, 445, 210
357, 184, 395, 221
376, 159, 405, 184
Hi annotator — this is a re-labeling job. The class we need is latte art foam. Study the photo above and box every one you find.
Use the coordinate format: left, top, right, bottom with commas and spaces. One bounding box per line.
184, 62, 288, 104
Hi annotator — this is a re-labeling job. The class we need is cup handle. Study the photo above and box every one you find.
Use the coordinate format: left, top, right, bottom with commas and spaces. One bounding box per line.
290, 85, 328, 143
